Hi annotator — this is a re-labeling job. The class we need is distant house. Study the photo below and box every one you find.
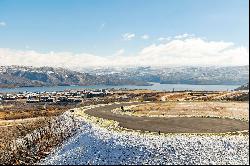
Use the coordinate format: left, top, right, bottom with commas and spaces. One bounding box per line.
73, 98, 82, 103
2, 94, 16, 100
26, 99, 40, 103
56, 96, 68, 103
40, 96, 54, 102
68, 98, 82, 103
87, 91, 105, 98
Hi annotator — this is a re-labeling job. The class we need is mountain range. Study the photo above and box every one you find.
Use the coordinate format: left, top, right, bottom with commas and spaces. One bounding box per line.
0, 66, 149, 88
235, 83, 249, 91
84, 65, 249, 85
0, 65, 248, 88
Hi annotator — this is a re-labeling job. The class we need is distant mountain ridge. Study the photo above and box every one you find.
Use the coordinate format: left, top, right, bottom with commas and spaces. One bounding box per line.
0, 65, 248, 88
0, 66, 150, 88
235, 83, 249, 91
85, 65, 249, 85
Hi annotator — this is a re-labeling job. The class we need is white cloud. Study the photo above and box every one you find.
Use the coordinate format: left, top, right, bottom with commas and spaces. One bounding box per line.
174, 33, 194, 39
0, 36, 248, 70
0, 21, 6, 27
0, 48, 108, 70
122, 33, 135, 41
113, 49, 125, 56
141, 34, 149, 40
158, 37, 171, 41
138, 37, 247, 66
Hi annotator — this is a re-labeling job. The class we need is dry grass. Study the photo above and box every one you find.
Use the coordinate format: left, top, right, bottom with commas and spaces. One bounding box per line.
0, 105, 14, 109
0, 108, 66, 120
159, 91, 249, 102
0, 114, 78, 165
123, 102, 249, 121
0, 101, 81, 165
0, 118, 49, 164
0, 101, 76, 120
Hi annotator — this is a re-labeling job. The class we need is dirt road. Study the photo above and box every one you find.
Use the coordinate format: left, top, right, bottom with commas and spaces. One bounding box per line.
85, 102, 249, 133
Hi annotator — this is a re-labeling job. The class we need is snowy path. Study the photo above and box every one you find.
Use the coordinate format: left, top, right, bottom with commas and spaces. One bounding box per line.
39, 120, 249, 165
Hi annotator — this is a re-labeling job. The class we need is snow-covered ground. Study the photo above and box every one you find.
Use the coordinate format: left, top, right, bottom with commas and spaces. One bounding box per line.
38, 118, 249, 165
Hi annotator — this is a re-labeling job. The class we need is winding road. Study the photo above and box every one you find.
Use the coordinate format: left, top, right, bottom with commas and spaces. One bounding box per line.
85, 102, 249, 133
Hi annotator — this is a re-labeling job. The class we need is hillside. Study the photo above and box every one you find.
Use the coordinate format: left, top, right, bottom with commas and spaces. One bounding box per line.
85, 65, 249, 85
235, 83, 249, 91
0, 66, 150, 88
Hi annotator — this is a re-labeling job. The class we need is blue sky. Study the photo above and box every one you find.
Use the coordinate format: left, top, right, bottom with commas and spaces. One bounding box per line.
0, 0, 249, 68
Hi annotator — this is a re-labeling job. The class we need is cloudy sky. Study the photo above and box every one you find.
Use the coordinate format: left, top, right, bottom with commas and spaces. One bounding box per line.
0, 0, 249, 69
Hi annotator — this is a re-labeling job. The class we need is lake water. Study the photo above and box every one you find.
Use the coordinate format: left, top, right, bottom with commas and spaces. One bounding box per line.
0, 83, 240, 93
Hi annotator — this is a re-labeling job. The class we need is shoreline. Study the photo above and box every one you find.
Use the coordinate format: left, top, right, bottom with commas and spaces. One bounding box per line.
0, 84, 241, 93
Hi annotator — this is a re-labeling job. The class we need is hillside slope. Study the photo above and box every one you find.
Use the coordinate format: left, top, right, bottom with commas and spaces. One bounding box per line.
85, 66, 249, 85
0, 66, 149, 88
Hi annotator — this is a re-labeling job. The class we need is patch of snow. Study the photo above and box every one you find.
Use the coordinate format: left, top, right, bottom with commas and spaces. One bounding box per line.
38, 117, 249, 165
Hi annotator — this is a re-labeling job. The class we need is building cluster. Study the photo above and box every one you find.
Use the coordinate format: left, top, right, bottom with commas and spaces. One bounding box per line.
0, 89, 110, 104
